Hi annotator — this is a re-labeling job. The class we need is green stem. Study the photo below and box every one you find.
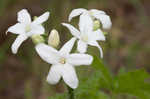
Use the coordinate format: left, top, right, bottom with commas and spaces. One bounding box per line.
67, 86, 75, 99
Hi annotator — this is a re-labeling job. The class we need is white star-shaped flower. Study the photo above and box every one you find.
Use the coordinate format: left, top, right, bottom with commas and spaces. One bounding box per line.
35, 37, 93, 89
69, 8, 112, 29
7, 9, 50, 54
62, 13, 105, 58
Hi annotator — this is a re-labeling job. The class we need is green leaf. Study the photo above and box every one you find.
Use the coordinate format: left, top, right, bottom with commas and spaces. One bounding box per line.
114, 69, 150, 99
76, 91, 110, 99
97, 91, 111, 99
75, 69, 111, 99
91, 55, 113, 90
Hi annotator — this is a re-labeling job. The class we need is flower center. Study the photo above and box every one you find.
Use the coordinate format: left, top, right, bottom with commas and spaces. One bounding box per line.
59, 57, 66, 64
25, 25, 31, 32
81, 35, 88, 42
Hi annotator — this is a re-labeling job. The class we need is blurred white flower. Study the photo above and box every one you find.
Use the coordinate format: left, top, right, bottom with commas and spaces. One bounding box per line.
35, 37, 93, 89
62, 13, 105, 58
69, 8, 112, 29
6, 9, 50, 54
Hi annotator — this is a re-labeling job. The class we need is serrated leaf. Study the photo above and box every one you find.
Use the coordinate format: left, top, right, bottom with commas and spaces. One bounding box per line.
91, 55, 113, 90
75, 70, 111, 99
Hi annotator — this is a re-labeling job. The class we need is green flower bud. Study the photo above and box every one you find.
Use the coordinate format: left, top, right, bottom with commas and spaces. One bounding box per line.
48, 29, 60, 48
33, 16, 38, 20
93, 20, 101, 31
31, 34, 45, 45
103, 31, 108, 36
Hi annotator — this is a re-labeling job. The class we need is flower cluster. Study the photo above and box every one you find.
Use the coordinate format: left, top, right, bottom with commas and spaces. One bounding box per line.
6, 8, 111, 89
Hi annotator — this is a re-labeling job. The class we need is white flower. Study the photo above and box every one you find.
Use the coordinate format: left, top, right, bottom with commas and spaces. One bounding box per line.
69, 8, 112, 29
6, 9, 50, 54
62, 13, 105, 58
35, 37, 93, 89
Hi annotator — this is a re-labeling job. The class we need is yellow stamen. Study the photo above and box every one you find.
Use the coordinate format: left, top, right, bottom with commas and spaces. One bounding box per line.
59, 57, 66, 64
25, 25, 31, 32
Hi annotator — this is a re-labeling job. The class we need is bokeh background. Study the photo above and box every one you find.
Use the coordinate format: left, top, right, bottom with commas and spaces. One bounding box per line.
0, 0, 150, 99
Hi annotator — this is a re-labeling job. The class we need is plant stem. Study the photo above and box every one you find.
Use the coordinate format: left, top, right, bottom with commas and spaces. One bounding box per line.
67, 86, 74, 99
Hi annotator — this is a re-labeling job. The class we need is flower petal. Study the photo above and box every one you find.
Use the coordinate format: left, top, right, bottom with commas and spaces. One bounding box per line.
79, 12, 93, 34
7, 23, 25, 34
62, 23, 80, 38
88, 41, 103, 58
89, 9, 106, 15
89, 29, 105, 41
32, 12, 50, 25
77, 40, 87, 53
35, 43, 60, 64
92, 12, 112, 29
62, 64, 78, 89
59, 37, 76, 56
17, 9, 31, 24
11, 34, 28, 54
67, 54, 93, 66
47, 65, 62, 85
68, 8, 87, 22
27, 25, 44, 36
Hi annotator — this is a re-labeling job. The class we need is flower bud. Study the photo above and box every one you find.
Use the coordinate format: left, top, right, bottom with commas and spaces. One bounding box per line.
33, 16, 38, 20
93, 20, 101, 31
31, 34, 45, 45
103, 31, 108, 36
48, 29, 60, 48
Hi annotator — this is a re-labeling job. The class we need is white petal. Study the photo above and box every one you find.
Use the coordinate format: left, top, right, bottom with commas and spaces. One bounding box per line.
7, 23, 25, 34
89, 9, 106, 15
32, 12, 50, 25
67, 54, 93, 66
11, 34, 28, 54
35, 43, 60, 64
79, 12, 93, 34
88, 41, 103, 58
27, 25, 44, 36
89, 29, 105, 41
62, 64, 78, 89
62, 23, 80, 38
47, 65, 62, 85
59, 37, 76, 56
92, 12, 112, 29
77, 40, 87, 53
68, 8, 87, 22
17, 9, 31, 24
